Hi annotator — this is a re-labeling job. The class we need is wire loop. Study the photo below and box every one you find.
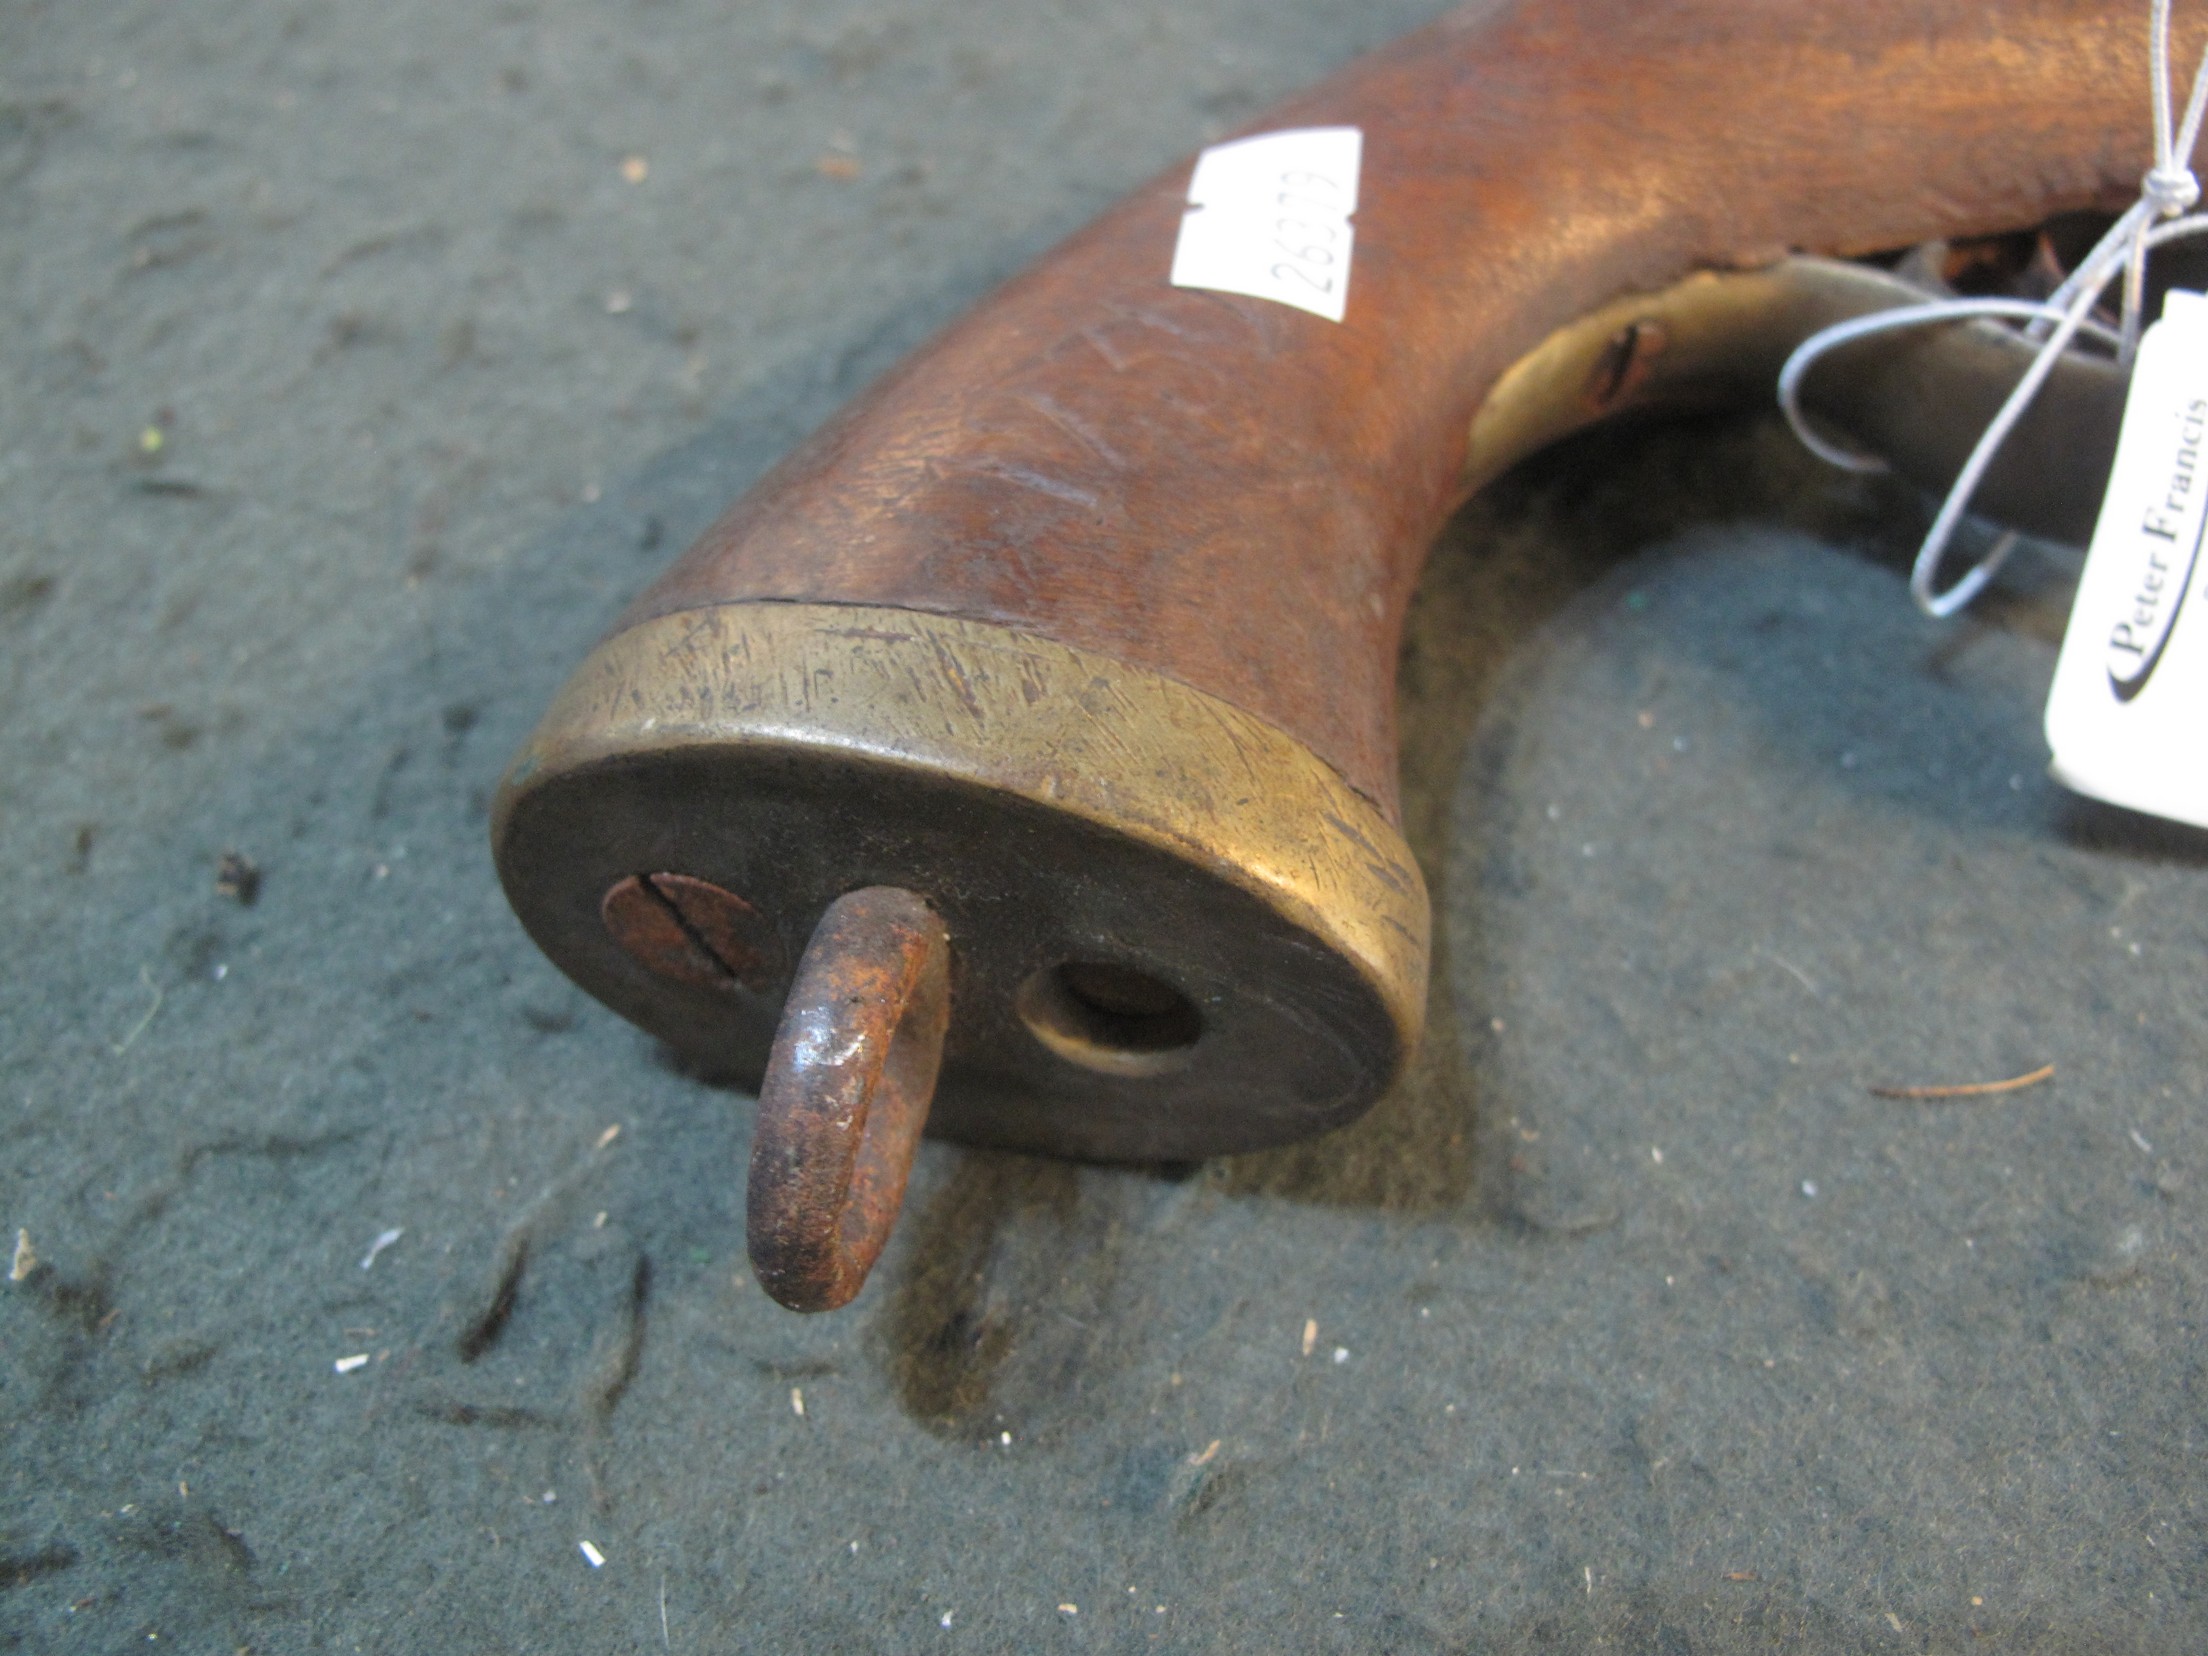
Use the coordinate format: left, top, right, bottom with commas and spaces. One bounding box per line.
1780, 0, 2208, 617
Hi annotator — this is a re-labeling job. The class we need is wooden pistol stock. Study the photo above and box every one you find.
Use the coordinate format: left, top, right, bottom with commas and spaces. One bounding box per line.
495, 0, 2181, 1309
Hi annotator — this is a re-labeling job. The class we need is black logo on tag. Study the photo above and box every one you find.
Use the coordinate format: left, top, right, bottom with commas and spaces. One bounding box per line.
2109, 398, 2208, 701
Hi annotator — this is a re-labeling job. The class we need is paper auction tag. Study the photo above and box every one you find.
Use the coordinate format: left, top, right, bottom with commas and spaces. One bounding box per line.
2045, 289, 2208, 828
1169, 127, 1361, 322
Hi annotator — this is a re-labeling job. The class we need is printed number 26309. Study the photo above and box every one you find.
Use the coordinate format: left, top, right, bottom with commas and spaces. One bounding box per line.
1270, 168, 1348, 296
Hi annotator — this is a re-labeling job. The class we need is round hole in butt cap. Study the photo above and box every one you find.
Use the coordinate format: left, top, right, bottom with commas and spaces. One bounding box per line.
1017, 961, 1203, 1077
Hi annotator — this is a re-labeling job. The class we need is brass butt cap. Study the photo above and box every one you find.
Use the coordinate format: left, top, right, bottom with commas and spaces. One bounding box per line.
492, 601, 1430, 1162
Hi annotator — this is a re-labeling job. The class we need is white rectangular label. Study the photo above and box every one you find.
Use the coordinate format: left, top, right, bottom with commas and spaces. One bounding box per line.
2045, 288, 2208, 827
1168, 127, 1361, 323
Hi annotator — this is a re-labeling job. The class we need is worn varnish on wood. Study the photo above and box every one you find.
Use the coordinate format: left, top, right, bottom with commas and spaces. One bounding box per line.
620, 0, 2167, 813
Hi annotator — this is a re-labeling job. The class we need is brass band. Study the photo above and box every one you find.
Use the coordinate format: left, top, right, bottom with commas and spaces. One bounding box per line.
492, 601, 1430, 1161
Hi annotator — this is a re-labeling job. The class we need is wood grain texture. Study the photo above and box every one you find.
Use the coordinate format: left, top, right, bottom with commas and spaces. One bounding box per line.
615, 0, 2183, 815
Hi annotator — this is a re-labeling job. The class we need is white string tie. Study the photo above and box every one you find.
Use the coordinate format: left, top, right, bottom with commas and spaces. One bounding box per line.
1780, 0, 2208, 617
2143, 163, 2201, 216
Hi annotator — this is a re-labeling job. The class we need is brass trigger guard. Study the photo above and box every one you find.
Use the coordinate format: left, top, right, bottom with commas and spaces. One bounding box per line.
744, 887, 951, 1312
1466, 255, 2127, 548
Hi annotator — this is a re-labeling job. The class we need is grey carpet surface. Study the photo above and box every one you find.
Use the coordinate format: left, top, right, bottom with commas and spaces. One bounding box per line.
4, 1, 2205, 1651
